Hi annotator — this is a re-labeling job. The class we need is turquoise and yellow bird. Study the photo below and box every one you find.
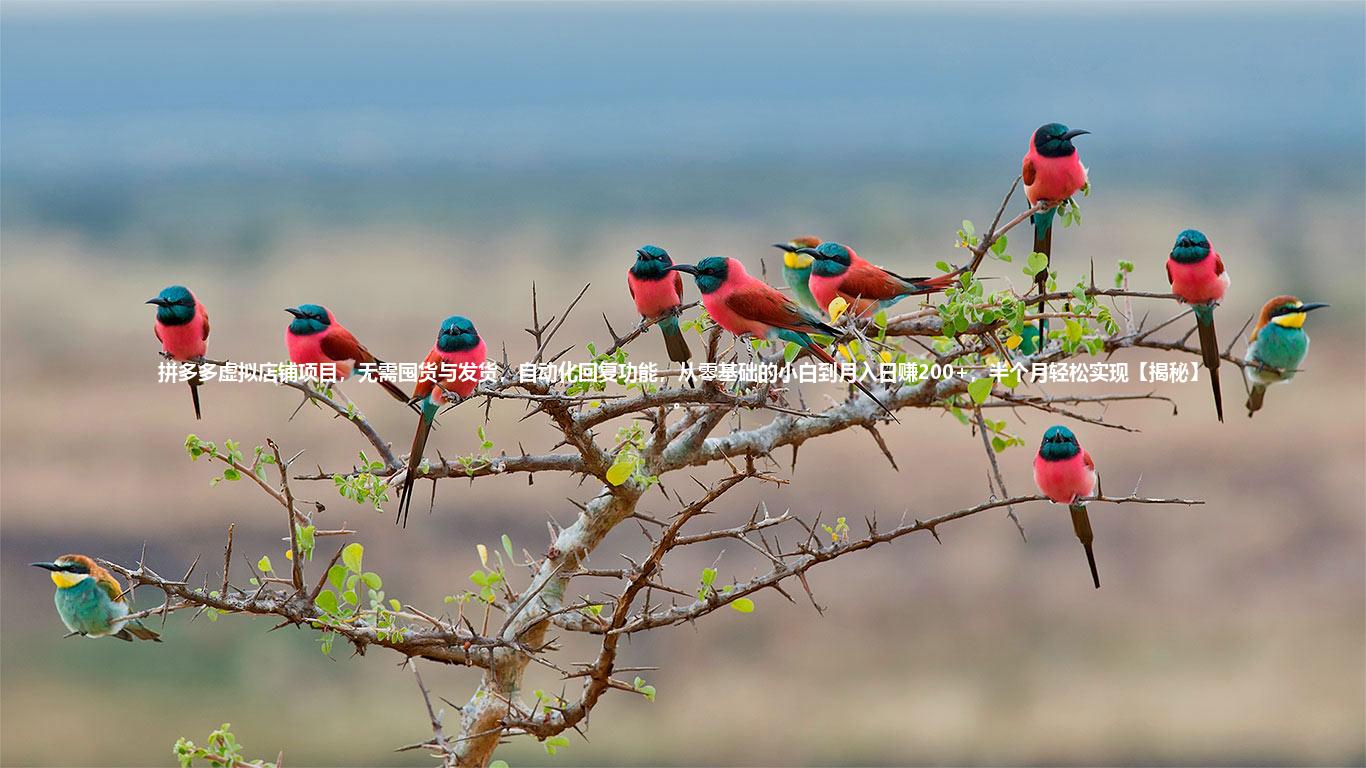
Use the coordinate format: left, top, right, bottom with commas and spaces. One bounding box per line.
32, 555, 161, 641
1243, 295, 1327, 417
771, 236, 823, 314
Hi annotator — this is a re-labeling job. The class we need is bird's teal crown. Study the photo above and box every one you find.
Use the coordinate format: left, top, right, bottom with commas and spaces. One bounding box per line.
1039, 425, 1081, 461
630, 245, 674, 280
688, 256, 731, 295
287, 304, 332, 336
1033, 122, 1088, 158
1169, 229, 1211, 264
438, 315, 481, 352
808, 242, 853, 278
148, 285, 196, 326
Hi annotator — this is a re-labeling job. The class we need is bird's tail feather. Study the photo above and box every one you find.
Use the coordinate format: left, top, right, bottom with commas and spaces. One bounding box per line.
659, 315, 692, 364
397, 400, 439, 528
801, 340, 897, 421
1246, 383, 1267, 417
188, 363, 203, 420
1069, 502, 1100, 589
1193, 306, 1224, 422
1033, 207, 1056, 339
118, 621, 162, 642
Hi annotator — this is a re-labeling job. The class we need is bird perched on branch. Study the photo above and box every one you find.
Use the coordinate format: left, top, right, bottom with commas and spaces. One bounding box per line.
628, 245, 692, 365
1023, 123, 1090, 335
32, 555, 161, 641
771, 236, 823, 314
669, 256, 892, 416
396, 315, 487, 527
1243, 296, 1327, 417
148, 285, 209, 420
285, 304, 410, 405
1165, 229, 1231, 421
1032, 425, 1101, 589
797, 241, 959, 318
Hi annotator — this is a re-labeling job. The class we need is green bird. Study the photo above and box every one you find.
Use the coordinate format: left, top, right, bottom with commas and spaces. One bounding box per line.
32, 555, 161, 641
1243, 295, 1328, 417
771, 236, 823, 314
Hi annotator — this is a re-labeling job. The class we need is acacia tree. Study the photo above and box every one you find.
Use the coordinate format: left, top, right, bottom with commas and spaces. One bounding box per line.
115, 179, 1232, 767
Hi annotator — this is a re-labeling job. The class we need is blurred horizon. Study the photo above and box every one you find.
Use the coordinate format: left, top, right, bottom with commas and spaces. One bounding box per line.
2, 2, 1364, 766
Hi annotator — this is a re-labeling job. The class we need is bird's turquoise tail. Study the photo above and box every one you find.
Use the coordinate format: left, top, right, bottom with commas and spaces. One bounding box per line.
1192, 304, 1224, 422
1032, 206, 1057, 338
658, 315, 692, 364
1069, 502, 1100, 589
397, 399, 440, 527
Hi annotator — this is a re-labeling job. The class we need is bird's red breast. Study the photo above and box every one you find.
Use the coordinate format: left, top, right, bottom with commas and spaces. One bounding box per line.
1022, 144, 1088, 205
154, 300, 209, 361
627, 269, 684, 319
1166, 251, 1230, 304
411, 341, 488, 404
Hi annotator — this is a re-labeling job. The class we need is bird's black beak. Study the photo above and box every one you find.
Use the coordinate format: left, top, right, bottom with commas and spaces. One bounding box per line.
285, 307, 305, 318
31, 562, 60, 571
796, 247, 822, 256
1300, 303, 1330, 313
772, 243, 796, 252
668, 264, 698, 275
1063, 129, 1091, 140
147, 298, 170, 307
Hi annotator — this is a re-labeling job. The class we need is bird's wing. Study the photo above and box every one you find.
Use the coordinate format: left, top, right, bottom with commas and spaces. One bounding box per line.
1022, 156, 1037, 186
673, 270, 685, 300
839, 260, 915, 301
627, 276, 635, 301
411, 347, 444, 402
202, 307, 211, 340
724, 283, 832, 336
1165, 261, 1174, 285
320, 325, 376, 364
95, 571, 126, 604
154, 324, 162, 343
1083, 450, 1095, 472
1213, 253, 1226, 276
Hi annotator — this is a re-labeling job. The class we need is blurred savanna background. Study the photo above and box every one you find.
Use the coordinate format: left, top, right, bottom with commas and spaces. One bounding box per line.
2, 2, 1364, 765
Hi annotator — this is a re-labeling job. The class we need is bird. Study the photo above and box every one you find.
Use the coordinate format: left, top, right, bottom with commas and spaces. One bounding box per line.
284, 304, 410, 406
627, 246, 692, 365
32, 555, 161, 641
669, 256, 893, 416
1022, 122, 1090, 334
395, 315, 487, 527
148, 285, 210, 419
1243, 296, 1328, 417
1032, 425, 1101, 589
1165, 229, 1231, 421
771, 236, 823, 314
797, 241, 959, 318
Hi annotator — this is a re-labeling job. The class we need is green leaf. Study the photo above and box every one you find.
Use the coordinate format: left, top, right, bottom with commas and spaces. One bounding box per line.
256, 555, 273, 573
967, 377, 993, 405
991, 234, 1008, 255
1064, 318, 1084, 343
1026, 251, 1049, 275
638, 684, 656, 702
935, 260, 951, 273
606, 459, 634, 486
314, 589, 338, 615
490, 762, 510, 768
470, 570, 489, 587
361, 572, 382, 590
961, 219, 975, 236
341, 543, 363, 574
501, 534, 515, 563
782, 341, 801, 365
731, 597, 755, 613
327, 564, 346, 590
700, 567, 717, 586
342, 589, 358, 605
221, 468, 241, 482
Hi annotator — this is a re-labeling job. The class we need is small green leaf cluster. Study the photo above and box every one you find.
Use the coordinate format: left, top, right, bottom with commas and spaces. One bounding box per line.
606, 424, 657, 488
313, 543, 403, 652
332, 451, 389, 510
452, 424, 497, 477
695, 567, 755, 613
174, 723, 274, 768
184, 435, 276, 486
821, 516, 850, 544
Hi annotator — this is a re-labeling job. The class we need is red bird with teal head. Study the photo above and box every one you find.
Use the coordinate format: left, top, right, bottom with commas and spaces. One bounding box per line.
797, 241, 958, 318
1022, 123, 1089, 334
1032, 425, 1101, 589
395, 315, 487, 527
1243, 295, 1327, 417
669, 256, 892, 416
771, 235, 823, 314
32, 554, 161, 641
148, 285, 209, 420
284, 304, 409, 406
627, 245, 692, 365
1165, 229, 1231, 421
